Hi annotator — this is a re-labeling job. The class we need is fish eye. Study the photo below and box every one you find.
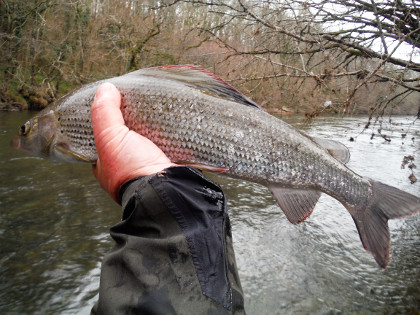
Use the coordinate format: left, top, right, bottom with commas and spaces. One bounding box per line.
19, 121, 31, 136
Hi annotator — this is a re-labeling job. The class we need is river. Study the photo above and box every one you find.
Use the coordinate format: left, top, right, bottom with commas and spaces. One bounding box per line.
1, 111, 419, 314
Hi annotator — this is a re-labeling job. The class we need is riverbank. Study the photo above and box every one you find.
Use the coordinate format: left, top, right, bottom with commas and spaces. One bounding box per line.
0, 72, 77, 111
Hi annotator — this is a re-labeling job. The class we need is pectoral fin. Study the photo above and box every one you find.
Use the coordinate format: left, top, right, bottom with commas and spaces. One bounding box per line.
54, 143, 94, 163
268, 186, 321, 224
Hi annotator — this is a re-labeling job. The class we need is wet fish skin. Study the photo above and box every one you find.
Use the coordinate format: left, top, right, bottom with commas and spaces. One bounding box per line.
12, 65, 420, 268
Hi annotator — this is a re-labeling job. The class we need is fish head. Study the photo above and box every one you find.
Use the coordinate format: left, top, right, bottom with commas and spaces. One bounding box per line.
12, 109, 95, 163
12, 110, 59, 160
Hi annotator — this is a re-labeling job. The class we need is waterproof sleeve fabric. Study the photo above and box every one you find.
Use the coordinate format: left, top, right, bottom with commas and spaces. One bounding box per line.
91, 166, 245, 315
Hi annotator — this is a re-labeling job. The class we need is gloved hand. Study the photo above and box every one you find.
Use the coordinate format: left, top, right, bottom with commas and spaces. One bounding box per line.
91, 82, 176, 203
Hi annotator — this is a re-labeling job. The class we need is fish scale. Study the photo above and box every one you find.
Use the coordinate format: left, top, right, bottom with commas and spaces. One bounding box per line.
12, 65, 420, 268
119, 78, 357, 193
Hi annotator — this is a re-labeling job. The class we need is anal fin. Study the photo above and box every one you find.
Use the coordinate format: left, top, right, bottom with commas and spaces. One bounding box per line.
268, 186, 321, 224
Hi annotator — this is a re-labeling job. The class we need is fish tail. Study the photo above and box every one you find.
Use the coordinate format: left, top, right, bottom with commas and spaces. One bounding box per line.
348, 180, 420, 268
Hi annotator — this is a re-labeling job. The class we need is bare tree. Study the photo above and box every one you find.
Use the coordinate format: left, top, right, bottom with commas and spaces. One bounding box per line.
160, 0, 419, 117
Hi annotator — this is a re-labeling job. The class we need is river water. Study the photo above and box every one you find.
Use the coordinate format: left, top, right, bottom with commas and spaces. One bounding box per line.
1, 111, 419, 314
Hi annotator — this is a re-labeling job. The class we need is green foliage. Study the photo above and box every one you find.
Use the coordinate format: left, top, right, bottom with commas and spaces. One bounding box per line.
57, 81, 78, 97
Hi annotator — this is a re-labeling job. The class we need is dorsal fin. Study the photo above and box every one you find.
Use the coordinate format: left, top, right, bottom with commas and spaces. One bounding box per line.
128, 65, 265, 111
312, 137, 350, 164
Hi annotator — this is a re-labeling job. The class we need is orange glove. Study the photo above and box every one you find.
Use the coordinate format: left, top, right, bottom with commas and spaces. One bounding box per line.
91, 82, 176, 203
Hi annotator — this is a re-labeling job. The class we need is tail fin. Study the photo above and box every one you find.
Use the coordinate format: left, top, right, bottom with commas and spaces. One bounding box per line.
348, 180, 420, 268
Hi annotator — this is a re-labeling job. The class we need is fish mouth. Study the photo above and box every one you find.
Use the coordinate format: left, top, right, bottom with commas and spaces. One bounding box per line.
10, 135, 21, 150
10, 135, 33, 155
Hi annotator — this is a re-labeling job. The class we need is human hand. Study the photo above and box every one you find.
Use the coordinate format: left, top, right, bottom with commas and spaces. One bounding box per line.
91, 83, 176, 203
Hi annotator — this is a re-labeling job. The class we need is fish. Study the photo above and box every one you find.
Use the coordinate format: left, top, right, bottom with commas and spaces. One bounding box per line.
12, 65, 420, 268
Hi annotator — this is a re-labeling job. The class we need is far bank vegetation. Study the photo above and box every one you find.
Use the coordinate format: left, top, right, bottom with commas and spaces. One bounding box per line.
1, 0, 419, 118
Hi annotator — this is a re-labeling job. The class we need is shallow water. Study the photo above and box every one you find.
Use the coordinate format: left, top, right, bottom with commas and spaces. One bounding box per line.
1, 112, 419, 314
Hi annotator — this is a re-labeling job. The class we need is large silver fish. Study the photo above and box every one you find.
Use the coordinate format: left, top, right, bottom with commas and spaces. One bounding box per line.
12, 65, 420, 268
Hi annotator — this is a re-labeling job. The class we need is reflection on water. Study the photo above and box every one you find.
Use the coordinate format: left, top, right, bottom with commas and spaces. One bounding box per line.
1, 112, 419, 314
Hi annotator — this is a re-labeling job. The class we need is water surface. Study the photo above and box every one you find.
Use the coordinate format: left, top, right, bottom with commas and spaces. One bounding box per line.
1, 112, 419, 314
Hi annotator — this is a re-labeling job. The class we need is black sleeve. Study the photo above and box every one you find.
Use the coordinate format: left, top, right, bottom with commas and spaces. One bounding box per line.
91, 166, 245, 315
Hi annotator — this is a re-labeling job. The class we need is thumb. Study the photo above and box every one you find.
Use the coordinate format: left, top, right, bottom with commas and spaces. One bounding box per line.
91, 82, 124, 140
